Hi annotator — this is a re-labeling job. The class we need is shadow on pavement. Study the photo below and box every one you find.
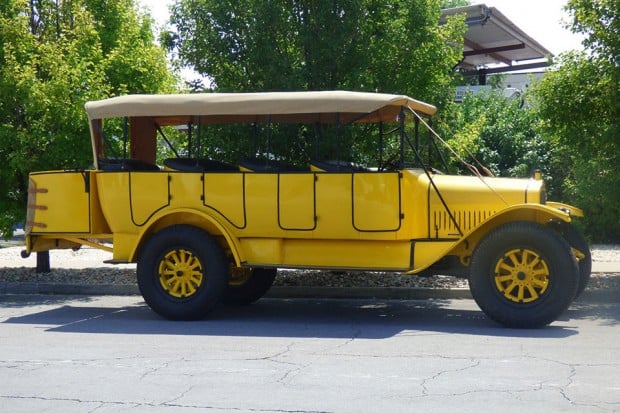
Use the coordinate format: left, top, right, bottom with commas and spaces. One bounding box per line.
0, 294, 96, 308
1, 296, 591, 339
564, 300, 620, 327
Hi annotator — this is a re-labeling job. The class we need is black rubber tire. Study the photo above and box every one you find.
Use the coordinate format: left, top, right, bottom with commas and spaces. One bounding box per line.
223, 267, 277, 305
469, 221, 579, 328
137, 225, 228, 320
561, 225, 591, 298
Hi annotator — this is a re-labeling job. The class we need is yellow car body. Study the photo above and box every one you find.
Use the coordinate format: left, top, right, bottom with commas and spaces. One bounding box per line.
26, 166, 560, 270
23, 91, 588, 327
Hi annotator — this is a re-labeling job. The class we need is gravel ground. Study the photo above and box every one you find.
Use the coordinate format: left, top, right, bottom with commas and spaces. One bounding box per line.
0, 242, 618, 291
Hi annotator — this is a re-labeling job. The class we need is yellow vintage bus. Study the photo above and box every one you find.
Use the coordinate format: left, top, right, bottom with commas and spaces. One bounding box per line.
23, 91, 590, 327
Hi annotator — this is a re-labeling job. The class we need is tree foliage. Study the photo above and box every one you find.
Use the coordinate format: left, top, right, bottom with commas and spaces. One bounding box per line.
167, 0, 465, 105
533, 0, 619, 242
436, 92, 563, 194
440, 0, 470, 8
0, 0, 175, 237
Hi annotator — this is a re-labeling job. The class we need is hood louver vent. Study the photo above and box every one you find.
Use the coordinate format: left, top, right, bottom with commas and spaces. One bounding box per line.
432, 209, 496, 237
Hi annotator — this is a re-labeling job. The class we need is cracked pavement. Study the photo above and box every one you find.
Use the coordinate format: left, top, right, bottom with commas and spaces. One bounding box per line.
0, 295, 618, 412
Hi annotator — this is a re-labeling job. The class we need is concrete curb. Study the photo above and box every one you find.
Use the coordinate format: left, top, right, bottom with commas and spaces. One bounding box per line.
0, 282, 140, 296
1, 282, 616, 303
593, 262, 620, 273
0, 282, 470, 299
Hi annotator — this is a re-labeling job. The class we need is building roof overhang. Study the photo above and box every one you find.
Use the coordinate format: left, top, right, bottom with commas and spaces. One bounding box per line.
441, 3, 553, 75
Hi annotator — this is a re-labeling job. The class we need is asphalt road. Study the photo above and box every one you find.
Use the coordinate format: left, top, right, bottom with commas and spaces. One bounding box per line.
1, 294, 619, 413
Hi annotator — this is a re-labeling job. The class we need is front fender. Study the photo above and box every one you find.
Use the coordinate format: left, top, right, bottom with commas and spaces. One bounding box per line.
445, 203, 574, 266
483, 203, 573, 227
546, 201, 584, 218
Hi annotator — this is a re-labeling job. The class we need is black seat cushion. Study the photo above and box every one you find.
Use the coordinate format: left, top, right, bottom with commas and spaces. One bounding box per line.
98, 158, 160, 171
164, 158, 237, 172
239, 157, 306, 172
310, 160, 367, 172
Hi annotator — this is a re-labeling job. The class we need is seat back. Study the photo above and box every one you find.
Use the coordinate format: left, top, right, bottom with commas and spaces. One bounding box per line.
239, 157, 306, 172
98, 158, 160, 171
309, 160, 367, 172
164, 158, 237, 172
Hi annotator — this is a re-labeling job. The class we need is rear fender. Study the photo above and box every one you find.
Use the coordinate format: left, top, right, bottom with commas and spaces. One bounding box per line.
131, 209, 244, 266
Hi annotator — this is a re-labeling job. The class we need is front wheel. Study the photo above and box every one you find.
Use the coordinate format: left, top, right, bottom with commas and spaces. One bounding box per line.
469, 222, 579, 328
137, 225, 228, 320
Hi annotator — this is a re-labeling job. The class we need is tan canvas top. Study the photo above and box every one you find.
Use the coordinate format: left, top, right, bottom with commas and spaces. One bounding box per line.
84, 91, 437, 125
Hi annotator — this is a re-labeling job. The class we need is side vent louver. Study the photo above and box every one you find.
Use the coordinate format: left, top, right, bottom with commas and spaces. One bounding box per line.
433, 209, 495, 237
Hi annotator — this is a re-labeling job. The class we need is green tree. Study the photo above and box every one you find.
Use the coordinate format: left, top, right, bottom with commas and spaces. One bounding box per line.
533, 0, 619, 242
440, 0, 470, 7
167, 0, 465, 103
0, 0, 175, 237
436, 91, 560, 192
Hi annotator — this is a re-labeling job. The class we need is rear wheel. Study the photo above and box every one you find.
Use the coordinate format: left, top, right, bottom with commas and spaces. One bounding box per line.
137, 225, 227, 320
469, 222, 579, 328
224, 267, 277, 305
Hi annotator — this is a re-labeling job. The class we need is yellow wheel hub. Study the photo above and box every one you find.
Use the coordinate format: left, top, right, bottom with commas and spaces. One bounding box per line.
493, 248, 550, 303
158, 249, 204, 298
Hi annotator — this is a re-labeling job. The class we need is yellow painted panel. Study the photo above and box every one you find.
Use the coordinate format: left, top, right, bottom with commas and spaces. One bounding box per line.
411, 241, 460, 271
129, 172, 170, 226
399, 170, 429, 239
353, 172, 401, 231
314, 173, 354, 238
243, 174, 279, 235
86, 172, 111, 234
278, 174, 316, 230
239, 238, 283, 264
427, 175, 530, 238
29, 171, 90, 233
96, 173, 133, 233
97, 172, 169, 232
112, 232, 140, 261
203, 173, 246, 228
282, 239, 411, 269
240, 237, 412, 270
168, 172, 203, 208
